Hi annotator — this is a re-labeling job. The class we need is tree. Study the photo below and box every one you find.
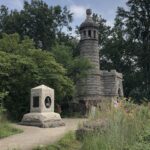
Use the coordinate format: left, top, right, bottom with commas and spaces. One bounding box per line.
100, 16, 139, 98
0, 33, 74, 120
0, 0, 73, 50
117, 0, 150, 100
93, 13, 111, 47
100, 0, 150, 101
51, 43, 92, 84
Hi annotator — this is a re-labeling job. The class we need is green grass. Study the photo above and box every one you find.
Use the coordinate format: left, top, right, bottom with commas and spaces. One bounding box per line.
0, 110, 23, 139
81, 100, 150, 150
0, 121, 22, 139
33, 131, 82, 150
129, 124, 150, 150
33, 100, 150, 150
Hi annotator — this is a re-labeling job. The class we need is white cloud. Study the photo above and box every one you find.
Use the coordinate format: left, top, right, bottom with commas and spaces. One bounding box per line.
70, 5, 86, 19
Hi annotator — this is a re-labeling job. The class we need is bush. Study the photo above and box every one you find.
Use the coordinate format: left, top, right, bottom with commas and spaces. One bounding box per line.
0, 91, 22, 139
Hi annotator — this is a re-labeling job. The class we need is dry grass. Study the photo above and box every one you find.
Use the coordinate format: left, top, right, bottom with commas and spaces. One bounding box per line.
81, 99, 150, 150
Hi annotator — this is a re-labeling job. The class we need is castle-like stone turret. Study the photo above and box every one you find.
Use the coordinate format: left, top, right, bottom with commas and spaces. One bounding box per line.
75, 9, 124, 114
76, 9, 102, 106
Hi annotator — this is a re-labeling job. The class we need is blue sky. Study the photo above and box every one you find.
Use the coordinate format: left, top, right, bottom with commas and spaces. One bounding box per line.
0, 0, 127, 35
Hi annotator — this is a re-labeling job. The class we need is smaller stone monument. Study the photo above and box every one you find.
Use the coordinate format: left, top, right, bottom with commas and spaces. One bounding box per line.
21, 85, 65, 128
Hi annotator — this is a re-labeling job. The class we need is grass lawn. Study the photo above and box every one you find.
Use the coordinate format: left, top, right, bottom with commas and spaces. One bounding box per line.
0, 121, 23, 139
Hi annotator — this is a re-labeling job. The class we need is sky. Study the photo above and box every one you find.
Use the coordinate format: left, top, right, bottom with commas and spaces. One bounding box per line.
0, 0, 127, 35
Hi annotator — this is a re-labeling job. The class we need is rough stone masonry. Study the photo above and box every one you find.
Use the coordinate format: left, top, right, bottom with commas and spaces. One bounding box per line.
76, 9, 124, 110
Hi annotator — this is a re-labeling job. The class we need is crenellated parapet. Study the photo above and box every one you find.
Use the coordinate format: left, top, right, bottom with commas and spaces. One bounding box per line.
101, 69, 123, 78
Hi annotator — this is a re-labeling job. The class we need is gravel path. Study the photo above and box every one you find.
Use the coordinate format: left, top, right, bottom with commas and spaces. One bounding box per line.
0, 118, 85, 150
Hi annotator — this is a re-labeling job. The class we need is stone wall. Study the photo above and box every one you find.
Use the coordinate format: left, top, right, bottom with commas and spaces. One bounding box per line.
76, 39, 102, 102
100, 70, 123, 97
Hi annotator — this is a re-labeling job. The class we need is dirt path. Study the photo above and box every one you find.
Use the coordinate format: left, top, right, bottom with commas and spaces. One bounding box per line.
0, 118, 85, 150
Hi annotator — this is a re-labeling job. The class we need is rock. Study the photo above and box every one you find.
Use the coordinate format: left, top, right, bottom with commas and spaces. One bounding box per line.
20, 112, 65, 128
76, 119, 108, 140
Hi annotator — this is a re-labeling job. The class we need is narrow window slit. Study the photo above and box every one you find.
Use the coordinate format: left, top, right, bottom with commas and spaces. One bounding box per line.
88, 30, 91, 37
84, 31, 86, 37
94, 30, 96, 38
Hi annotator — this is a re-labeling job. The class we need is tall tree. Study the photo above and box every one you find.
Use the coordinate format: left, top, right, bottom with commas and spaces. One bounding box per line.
100, 0, 150, 100
117, 0, 150, 99
0, 0, 73, 50
100, 16, 140, 98
93, 13, 111, 47
51, 43, 92, 84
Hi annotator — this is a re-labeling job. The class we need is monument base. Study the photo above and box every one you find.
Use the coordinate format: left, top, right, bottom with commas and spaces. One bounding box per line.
20, 112, 65, 128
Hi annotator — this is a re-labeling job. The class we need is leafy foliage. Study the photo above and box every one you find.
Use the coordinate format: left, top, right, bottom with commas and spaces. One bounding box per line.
100, 0, 150, 100
116, 0, 150, 100
0, 0, 91, 118
0, 0, 73, 50
0, 33, 74, 120
51, 43, 92, 83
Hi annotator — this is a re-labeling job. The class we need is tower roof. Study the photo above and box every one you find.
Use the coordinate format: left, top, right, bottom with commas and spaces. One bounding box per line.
79, 9, 98, 31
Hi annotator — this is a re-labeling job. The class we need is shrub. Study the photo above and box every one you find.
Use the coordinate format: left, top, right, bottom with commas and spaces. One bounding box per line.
0, 92, 22, 139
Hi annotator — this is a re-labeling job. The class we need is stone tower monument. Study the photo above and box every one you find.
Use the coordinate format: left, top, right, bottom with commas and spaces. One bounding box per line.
76, 9, 124, 110
76, 9, 102, 105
